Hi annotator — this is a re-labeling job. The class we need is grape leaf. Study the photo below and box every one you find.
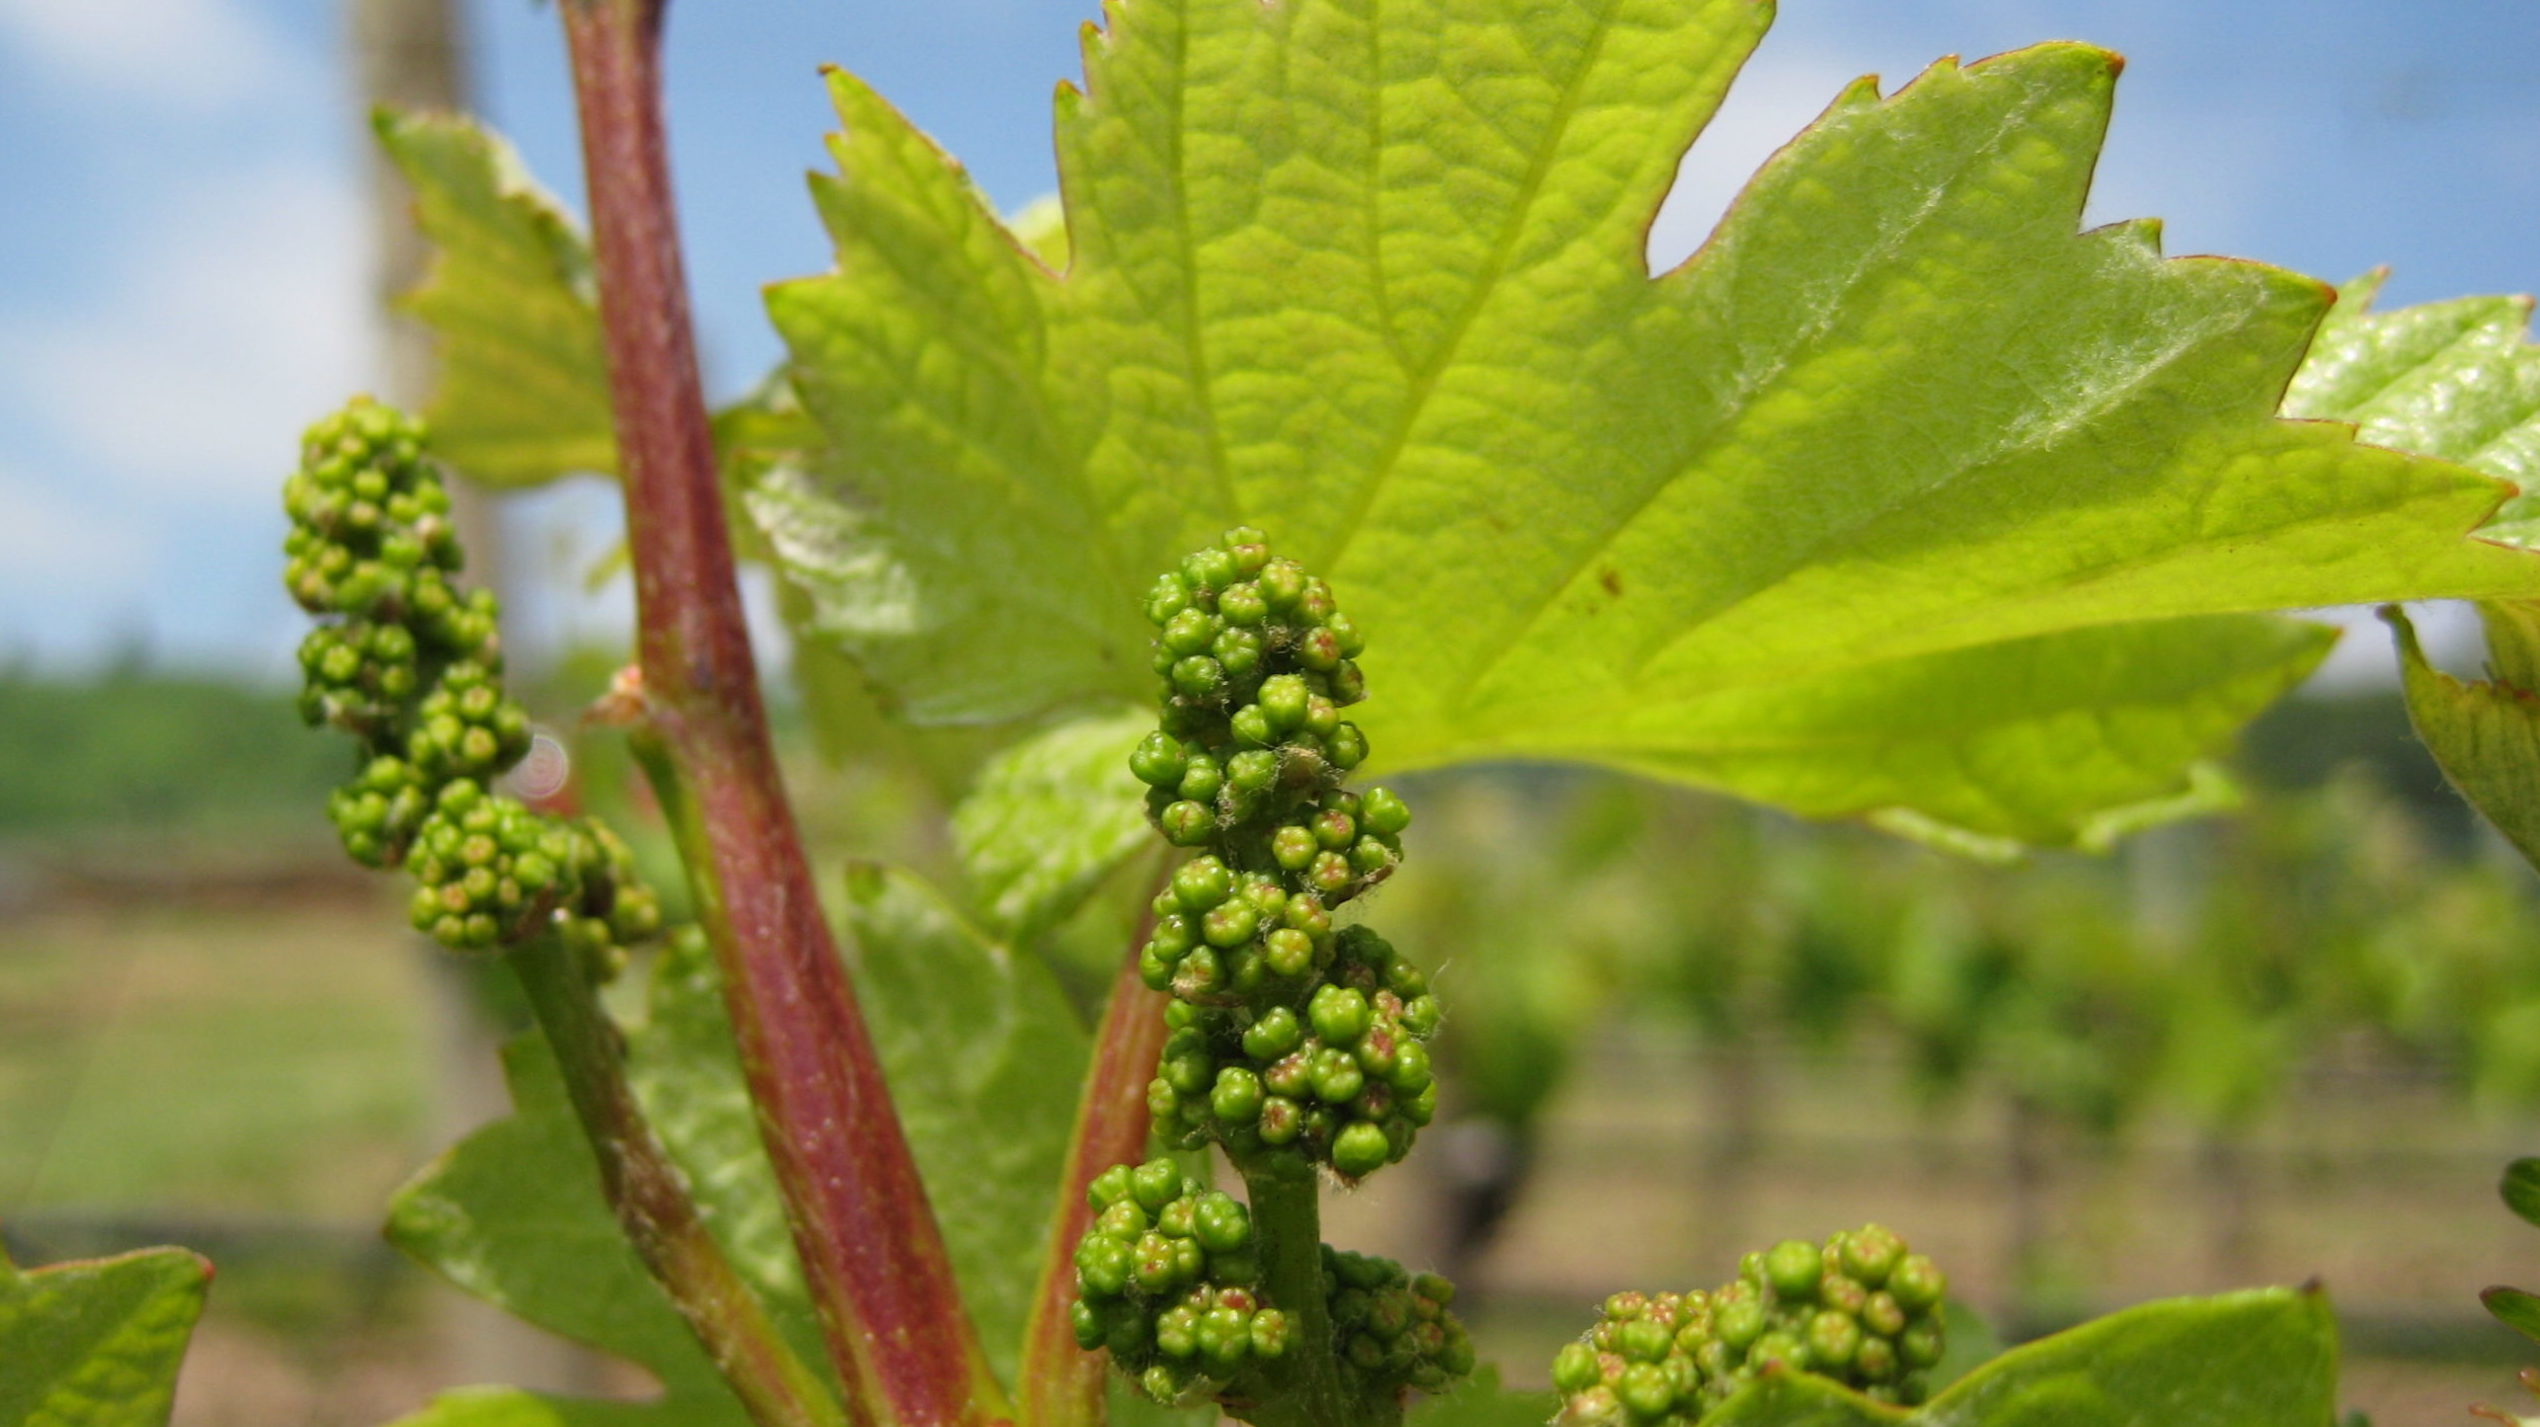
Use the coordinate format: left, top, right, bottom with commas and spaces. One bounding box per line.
384, 883, 1085, 1423
2485, 1159, 2540, 1353
625, 933, 826, 1370
1700, 1287, 2336, 1426
2285, 270, 2540, 546
2507, 1158, 2540, 1230
383, 1024, 761, 1427
2284, 273, 2540, 877
1700, 1376, 1898, 1427
367, 115, 998, 793
2488, 1288, 2540, 1348
839, 863, 1089, 1380
0, 1242, 210, 1427
2385, 603, 2540, 871
388, 1386, 675, 1427
950, 705, 1155, 942
384, 932, 843, 1425
759, 1, 2540, 848
1406, 1367, 1559, 1427
376, 110, 616, 487
1908, 1288, 2336, 1426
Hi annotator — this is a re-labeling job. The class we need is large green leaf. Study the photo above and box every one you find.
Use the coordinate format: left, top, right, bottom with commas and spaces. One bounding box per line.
839, 864, 1090, 1379
759, 3, 2540, 847
949, 705, 1155, 942
1702, 1288, 2336, 1426
0, 1243, 210, 1427
376, 111, 616, 487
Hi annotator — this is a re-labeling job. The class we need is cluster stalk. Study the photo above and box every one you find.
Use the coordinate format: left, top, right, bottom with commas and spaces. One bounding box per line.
511, 935, 847, 1427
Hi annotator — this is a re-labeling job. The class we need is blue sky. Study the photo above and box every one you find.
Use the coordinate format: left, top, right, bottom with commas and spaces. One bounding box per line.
2, 0, 2535, 680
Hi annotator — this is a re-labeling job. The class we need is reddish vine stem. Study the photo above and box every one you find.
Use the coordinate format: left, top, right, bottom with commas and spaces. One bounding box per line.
1016, 873, 1175, 1427
558, 4, 1003, 1425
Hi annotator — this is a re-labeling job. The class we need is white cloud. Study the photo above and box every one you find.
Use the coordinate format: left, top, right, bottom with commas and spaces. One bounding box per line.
0, 0, 288, 109
0, 159, 372, 504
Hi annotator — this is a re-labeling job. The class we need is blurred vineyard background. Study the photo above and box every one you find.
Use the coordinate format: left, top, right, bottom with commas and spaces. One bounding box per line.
4, 653, 2537, 1424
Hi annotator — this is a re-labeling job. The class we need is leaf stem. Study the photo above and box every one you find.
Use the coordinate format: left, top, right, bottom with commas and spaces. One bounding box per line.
558, 4, 1004, 1424
1017, 873, 1174, 1427
509, 934, 847, 1427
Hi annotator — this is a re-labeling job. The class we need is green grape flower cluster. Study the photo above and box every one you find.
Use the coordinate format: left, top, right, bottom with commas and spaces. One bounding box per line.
1322, 1247, 1477, 1397
1064, 1155, 1476, 1411
1552, 1227, 1947, 1424
286, 397, 660, 964
1074, 530, 1471, 1419
397, 778, 662, 953
1069, 1157, 1290, 1406
1148, 925, 1440, 1179
285, 403, 490, 699
1126, 527, 1434, 1182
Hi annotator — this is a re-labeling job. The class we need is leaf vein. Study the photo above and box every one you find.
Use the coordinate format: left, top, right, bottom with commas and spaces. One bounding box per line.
1316, 0, 1624, 572
1169, 7, 1242, 522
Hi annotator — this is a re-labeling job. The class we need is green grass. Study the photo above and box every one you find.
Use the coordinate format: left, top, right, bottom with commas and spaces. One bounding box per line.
0, 901, 429, 1217
0, 672, 348, 844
